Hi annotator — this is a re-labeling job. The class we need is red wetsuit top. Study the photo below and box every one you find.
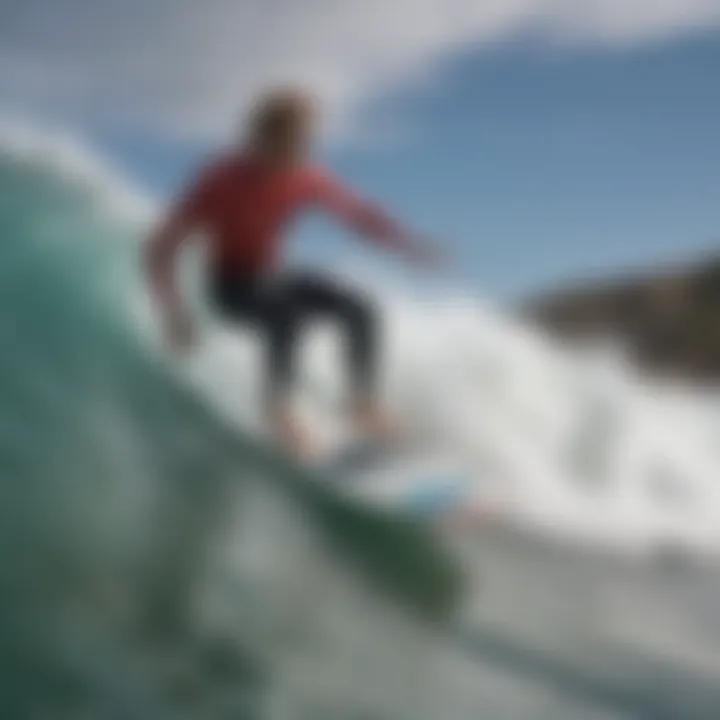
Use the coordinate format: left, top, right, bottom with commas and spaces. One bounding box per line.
171, 153, 411, 276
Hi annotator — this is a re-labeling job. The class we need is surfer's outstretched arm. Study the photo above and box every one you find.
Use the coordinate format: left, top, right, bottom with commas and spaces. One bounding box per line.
309, 171, 443, 268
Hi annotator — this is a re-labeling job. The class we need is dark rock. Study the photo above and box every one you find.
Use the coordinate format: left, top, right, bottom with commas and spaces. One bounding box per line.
521, 252, 720, 381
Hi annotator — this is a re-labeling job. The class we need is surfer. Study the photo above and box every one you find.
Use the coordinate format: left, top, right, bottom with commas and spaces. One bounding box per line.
145, 88, 441, 460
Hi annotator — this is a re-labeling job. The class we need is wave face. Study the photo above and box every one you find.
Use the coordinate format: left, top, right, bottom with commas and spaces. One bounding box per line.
2, 122, 720, 720
0, 124, 477, 720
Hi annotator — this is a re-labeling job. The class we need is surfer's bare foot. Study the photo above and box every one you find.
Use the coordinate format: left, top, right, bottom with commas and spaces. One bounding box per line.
350, 400, 401, 447
270, 407, 318, 462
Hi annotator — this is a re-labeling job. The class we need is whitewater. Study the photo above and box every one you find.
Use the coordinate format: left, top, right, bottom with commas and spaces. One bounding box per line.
2, 119, 720, 719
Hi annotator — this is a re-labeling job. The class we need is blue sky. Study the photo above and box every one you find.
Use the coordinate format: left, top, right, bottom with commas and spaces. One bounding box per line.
2, 1, 720, 297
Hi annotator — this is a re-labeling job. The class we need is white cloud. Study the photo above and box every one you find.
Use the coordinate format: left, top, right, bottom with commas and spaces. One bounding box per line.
1, 0, 719, 141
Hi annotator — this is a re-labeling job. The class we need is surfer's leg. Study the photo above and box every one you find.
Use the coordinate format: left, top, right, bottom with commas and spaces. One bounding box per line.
285, 274, 397, 442
262, 282, 319, 458
283, 274, 376, 395
210, 270, 315, 458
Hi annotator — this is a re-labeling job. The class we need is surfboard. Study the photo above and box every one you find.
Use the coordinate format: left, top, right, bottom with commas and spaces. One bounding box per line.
317, 439, 478, 522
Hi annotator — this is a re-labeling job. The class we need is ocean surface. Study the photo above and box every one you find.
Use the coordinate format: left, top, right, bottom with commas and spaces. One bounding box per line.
1, 120, 720, 720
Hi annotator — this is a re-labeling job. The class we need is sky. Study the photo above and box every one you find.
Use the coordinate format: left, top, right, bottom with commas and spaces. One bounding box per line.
2, 0, 720, 297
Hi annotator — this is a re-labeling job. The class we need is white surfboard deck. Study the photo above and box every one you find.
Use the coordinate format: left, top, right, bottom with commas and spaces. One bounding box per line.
314, 440, 482, 520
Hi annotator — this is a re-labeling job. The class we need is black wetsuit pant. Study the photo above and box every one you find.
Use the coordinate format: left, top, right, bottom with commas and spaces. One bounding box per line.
210, 270, 378, 406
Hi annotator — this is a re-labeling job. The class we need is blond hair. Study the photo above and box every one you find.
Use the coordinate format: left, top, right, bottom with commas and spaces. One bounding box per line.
247, 88, 316, 163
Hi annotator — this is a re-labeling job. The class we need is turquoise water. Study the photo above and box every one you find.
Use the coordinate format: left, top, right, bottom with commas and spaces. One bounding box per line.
0, 127, 465, 719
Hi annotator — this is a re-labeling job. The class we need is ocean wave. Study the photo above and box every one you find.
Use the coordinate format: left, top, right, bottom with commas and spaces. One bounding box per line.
2, 121, 720, 719
0, 120, 471, 720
